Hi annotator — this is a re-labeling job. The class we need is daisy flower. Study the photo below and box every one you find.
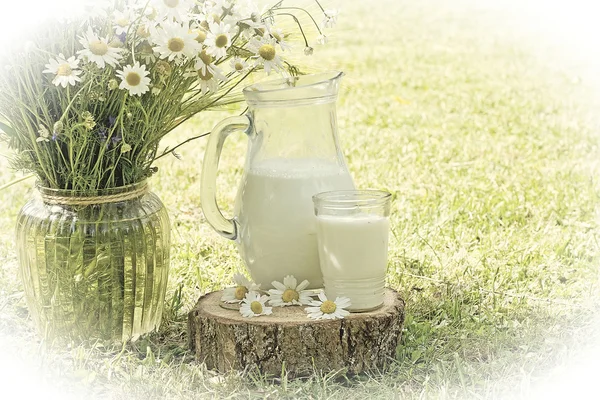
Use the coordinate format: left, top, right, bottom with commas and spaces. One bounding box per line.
43, 54, 82, 88
321, 9, 339, 29
248, 37, 283, 75
116, 62, 151, 96
264, 25, 291, 51
205, 22, 235, 59
194, 49, 217, 76
197, 68, 223, 95
268, 275, 312, 307
229, 57, 249, 74
153, 0, 194, 22
113, 9, 133, 36
81, 0, 113, 19
209, 0, 242, 24
77, 27, 122, 68
189, 27, 208, 45
239, 292, 273, 318
221, 273, 260, 303
305, 291, 351, 320
153, 22, 201, 63
208, 0, 231, 15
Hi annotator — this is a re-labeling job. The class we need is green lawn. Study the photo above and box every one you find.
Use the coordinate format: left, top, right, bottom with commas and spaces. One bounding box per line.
1, 0, 599, 398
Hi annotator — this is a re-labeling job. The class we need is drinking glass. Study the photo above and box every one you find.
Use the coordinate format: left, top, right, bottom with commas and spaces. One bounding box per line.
313, 190, 392, 312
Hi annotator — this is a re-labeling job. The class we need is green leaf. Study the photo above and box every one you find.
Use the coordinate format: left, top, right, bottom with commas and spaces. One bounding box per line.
0, 120, 15, 136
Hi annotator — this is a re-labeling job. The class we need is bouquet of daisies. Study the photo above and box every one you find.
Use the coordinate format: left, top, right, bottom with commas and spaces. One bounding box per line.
0, 0, 337, 191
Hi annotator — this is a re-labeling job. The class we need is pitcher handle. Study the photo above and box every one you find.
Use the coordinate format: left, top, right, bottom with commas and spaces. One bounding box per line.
200, 115, 251, 240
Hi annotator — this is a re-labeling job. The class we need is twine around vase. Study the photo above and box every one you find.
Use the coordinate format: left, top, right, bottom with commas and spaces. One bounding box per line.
39, 183, 149, 206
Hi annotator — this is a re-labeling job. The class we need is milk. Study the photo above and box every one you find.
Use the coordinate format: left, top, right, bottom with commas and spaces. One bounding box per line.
316, 214, 390, 311
235, 158, 354, 289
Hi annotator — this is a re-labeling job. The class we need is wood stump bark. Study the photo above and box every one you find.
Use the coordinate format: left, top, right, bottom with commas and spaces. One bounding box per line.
187, 289, 405, 377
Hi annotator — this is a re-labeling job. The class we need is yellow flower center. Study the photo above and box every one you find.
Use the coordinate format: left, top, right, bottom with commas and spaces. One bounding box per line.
320, 300, 337, 314
234, 286, 247, 300
234, 62, 244, 71
137, 26, 151, 39
164, 0, 179, 7
126, 72, 141, 86
212, 14, 221, 24
215, 33, 228, 48
198, 69, 213, 81
282, 289, 299, 303
199, 49, 213, 65
117, 18, 129, 27
57, 64, 72, 76
259, 44, 276, 61
250, 301, 263, 314
190, 29, 207, 43
167, 37, 185, 52
89, 40, 108, 56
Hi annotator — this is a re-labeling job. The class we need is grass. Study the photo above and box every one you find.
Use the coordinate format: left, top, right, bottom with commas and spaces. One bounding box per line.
1, 0, 599, 398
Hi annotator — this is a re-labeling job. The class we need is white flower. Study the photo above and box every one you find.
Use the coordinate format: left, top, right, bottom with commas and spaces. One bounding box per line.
197, 67, 223, 95
268, 275, 312, 307
190, 49, 219, 77
77, 27, 122, 68
208, 0, 242, 24
305, 291, 351, 320
113, 9, 133, 36
153, 0, 194, 22
205, 22, 235, 59
189, 26, 208, 45
208, 0, 232, 15
43, 54, 82, 88
229, 57, 249, 74
264, 25, 291, 51
116, 62, 151, 96
81, 0, 113, 19
317, 34, 328, 45
248, 37, 283, 75
321, 9, 339, 29
239, 291, 273, 318
221, 273, 261, 303
152, 22, 201, 63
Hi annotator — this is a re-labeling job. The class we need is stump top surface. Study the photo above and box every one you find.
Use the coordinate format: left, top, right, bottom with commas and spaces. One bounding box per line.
192, 288, 404, 326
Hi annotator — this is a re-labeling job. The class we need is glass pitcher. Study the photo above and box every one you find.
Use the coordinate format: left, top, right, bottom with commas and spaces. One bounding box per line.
200, 71, 354, 289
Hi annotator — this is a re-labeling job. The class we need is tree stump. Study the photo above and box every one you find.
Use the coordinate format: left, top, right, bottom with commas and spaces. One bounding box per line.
187, 289, 405, 377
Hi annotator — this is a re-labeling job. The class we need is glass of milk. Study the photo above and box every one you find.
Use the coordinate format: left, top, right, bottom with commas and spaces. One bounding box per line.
313, 190, 392, 312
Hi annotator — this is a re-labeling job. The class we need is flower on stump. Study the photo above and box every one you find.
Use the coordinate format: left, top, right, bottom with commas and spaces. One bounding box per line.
268, 275, 312, 307
305, 291, 351, 320
221, 273, 260, 303
239, 291, 272, 318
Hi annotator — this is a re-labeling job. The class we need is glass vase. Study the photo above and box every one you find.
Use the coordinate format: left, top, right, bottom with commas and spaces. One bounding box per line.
15, 181, 170, 343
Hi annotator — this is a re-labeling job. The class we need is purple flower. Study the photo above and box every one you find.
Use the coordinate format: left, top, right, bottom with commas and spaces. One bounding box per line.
108, 116, 117, 127
117, 32, 126, 43
111, 132, 122, 146
97, 126, 108, 140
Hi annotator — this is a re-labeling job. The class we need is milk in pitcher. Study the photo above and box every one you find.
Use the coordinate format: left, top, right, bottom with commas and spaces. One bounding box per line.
235, 158, 354, 289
